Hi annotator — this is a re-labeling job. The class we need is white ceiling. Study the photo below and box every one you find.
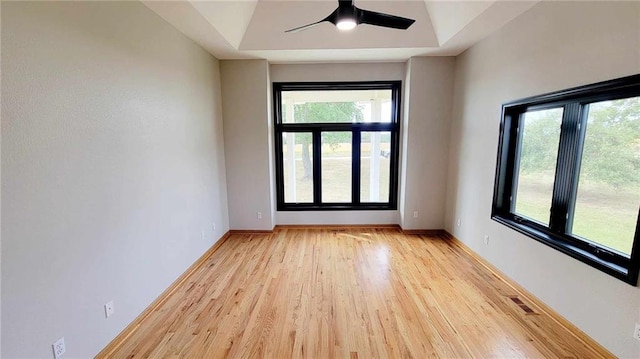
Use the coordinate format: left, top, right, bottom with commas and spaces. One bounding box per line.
142, 0, 539, 63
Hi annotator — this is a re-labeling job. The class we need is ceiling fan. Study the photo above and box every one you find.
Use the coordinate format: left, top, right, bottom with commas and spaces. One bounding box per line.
285, 0, 416, 33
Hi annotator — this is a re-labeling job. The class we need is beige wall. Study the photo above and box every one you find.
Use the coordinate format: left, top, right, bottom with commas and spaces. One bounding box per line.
270, 62, 406, 83
220, 60, 275, 230
1, 2, 229, 357
445, 2, 640, 357
0, 2, 3, 355
400, 57, 454, 230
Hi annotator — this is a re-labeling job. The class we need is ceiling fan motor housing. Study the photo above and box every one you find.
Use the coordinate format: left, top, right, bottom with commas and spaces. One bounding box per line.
336, 3, 358, 25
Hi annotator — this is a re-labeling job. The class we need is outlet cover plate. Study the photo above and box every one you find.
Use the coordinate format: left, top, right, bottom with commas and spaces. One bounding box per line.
105, 300, 114, 318
634, 323, 640, 341
52, 337, 66, 359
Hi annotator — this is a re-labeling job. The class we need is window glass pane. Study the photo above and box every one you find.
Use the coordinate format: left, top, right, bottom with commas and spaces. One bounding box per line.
321, 132, 352, 202
514, 108, 563, 225
361, 131, 391, 202
281, 90, 392, 123
283, 132, 313, 203
571, 97, 640, 255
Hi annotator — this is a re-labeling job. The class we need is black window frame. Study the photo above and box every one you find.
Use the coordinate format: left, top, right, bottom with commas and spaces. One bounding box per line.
273, 81, 401, 211
492, 74, 640, 285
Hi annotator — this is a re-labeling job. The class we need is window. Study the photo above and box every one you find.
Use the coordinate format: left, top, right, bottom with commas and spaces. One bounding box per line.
274, 82, 401, 210
492, 74, 640, 285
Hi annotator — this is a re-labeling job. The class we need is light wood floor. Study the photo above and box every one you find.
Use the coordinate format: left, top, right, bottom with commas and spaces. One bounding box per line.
102, 228, 611, 358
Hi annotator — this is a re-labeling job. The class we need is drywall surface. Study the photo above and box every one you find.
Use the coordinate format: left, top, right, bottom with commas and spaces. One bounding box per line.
400, 57, 454, 230
220, 60, 274, 230
445, 1, 640, 357
267, 66, 278, 229
0, 2, 3, 355
398, 60, 411, 229
271, 62, 407, 225
1, 2, 229, 357
269, 62, 406, 83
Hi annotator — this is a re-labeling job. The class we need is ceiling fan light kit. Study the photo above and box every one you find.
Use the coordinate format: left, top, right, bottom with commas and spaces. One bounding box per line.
336, 19, 357, 31
286, 0, 415, 33
336, 4, 357, 31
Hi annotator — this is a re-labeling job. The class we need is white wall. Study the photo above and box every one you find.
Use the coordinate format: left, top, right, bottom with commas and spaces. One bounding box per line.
1, 2, 229, 357
445, 2, 640, 357
220, 60, 275, 230
400, 57, 454, 230
270, 63, 404, 225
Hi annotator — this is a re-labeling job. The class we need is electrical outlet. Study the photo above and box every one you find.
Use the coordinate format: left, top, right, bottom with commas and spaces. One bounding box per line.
52, 337, 66, 359
413, 211, 418, 218
456, 219, 461, 227
257, 212, 262, 220
484, 235, 490, 245
213, 222, 216, 231
634, 323, 640, 341
104, 300, 114, 318
201, 230, 206, 240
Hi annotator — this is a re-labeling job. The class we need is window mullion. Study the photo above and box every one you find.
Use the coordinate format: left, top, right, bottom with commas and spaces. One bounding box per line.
566, 104, 589, 233
352, 131, 361, 205
549, 103, 582, 234
388, 127, 399, 208
510, 112, 525, 214
313, 130, 322, 205
274, 128, 285, 206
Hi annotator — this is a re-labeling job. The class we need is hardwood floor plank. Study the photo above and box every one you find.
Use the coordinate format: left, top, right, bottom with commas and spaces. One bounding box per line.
99, 228, 613, 358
